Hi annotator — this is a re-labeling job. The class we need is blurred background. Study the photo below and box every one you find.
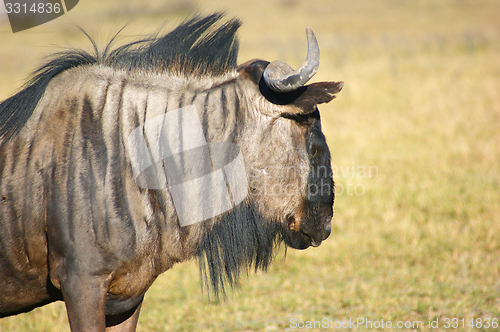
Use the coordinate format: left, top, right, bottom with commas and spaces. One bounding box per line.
1, 0, 499, 331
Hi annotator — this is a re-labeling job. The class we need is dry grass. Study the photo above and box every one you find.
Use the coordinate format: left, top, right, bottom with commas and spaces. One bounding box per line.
1, 0, 500, 331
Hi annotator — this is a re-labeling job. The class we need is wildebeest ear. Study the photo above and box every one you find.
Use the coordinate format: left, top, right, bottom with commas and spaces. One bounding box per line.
290, 81, 344, 111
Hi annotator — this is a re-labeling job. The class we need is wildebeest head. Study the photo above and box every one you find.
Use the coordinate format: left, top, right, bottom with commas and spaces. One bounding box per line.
236, 29, 343, 250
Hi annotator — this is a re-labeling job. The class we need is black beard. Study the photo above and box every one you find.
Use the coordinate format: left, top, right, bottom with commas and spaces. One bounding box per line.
196, 201, 284, 296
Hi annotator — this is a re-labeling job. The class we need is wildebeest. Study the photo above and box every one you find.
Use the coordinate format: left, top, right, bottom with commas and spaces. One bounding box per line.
0, 14, 343, 331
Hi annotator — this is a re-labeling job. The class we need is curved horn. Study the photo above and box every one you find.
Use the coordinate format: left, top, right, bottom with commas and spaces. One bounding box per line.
263, 27, 320, 93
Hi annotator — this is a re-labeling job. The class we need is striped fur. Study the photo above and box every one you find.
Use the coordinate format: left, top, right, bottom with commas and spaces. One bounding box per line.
0, 13, 240, 140
0, 14, 341, 330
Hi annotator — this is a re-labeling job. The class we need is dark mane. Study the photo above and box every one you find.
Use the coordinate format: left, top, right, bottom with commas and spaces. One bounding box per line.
0, 13, 241, 140
106, 13, 241, 76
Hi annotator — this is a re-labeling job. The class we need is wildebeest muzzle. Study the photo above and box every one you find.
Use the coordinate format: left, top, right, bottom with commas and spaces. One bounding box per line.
284, 201, 333, 249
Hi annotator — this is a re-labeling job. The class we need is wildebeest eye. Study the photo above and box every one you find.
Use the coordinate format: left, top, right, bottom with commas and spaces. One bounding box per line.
310, 145, 319, 157
281, 108, 320, 125
309, 143, 325, 158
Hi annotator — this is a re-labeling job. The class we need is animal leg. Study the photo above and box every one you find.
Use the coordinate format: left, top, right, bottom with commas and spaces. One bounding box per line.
61, 273, 110, 332
105, 301, 143, 332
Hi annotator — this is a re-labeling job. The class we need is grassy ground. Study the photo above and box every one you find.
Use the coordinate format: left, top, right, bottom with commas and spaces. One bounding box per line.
1, 0, 500, 331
